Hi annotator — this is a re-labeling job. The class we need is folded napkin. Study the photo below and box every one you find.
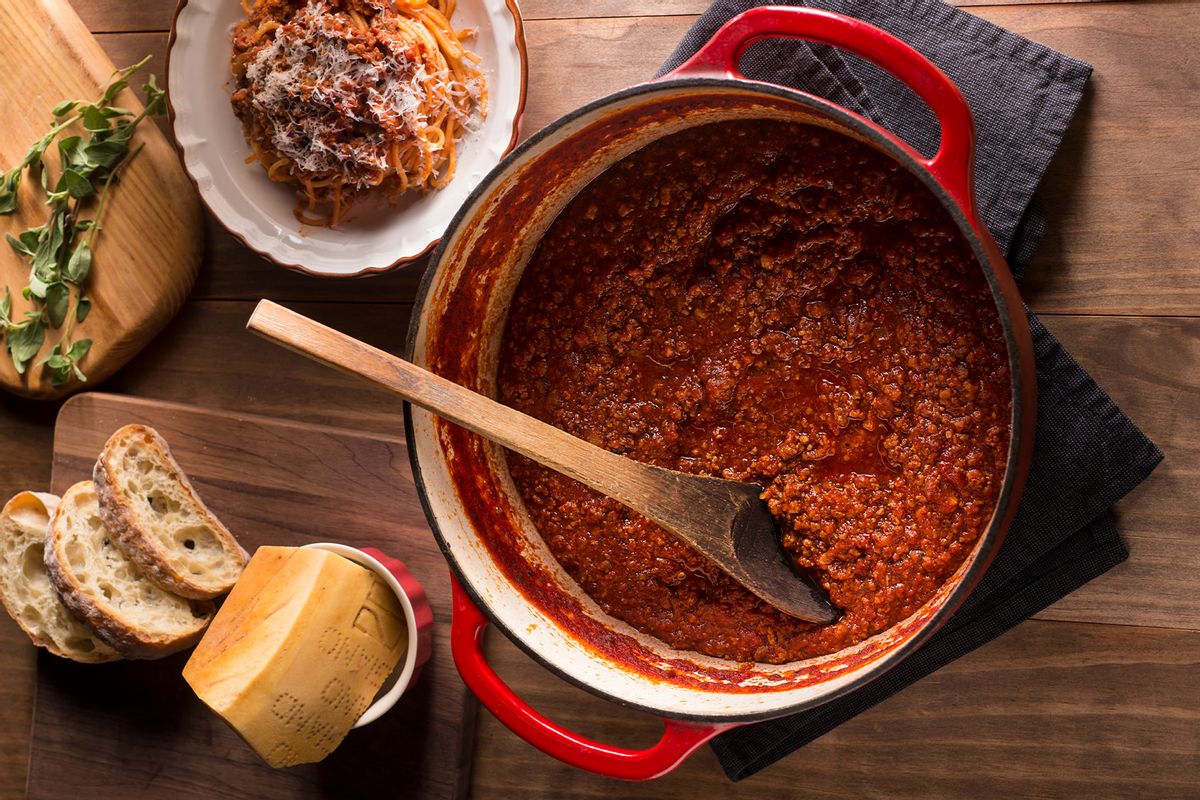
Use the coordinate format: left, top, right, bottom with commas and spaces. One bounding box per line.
660, 0, 1163, 781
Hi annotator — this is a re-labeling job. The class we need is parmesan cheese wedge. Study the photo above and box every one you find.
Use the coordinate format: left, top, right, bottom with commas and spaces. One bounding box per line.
182, 546, 408, 767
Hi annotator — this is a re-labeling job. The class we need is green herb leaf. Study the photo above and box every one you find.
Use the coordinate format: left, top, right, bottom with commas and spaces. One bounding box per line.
143, 74, 167, 116
29, 211, 64, 285
61, 169, 95, 199
41, 352, 72, 385
0, 172, 19, 214
9, 227, 44, 259
45, 282, 69, 327
83, 139, 127, 169
58, 135, 81, 162
75, 295, 91, 323
23, 226, 45, 246
44, 338, 93, 385
100, 77, 129, 107
57, 135, 90, 173
108, 122, 135, 147
65, 240, 92, 284
0, 288, 11, 326
6, 233, 32, 257
81, 105, 110, 133
27, 272, 48, 300
21, 130, 55, 171
100, 106, 133, 118
74, 219, 94, 233
51, 99, 79, 117
7, 320, 45, 374
66, 338, 91, 361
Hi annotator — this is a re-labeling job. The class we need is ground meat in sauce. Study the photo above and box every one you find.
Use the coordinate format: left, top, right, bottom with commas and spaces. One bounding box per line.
496, 120, 1011, 664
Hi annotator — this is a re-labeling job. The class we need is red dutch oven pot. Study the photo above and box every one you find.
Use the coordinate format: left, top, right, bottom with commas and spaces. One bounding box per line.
405, 6, 1037, 781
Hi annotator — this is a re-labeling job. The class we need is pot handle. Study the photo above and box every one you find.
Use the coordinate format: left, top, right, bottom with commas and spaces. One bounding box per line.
667, 6, 977, 218
450, 576, 733, 780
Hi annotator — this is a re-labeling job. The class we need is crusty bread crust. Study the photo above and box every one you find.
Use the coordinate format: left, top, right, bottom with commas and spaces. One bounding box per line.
45, 481, 214, 660
94, 424, 247, 600
0, 492, 118, 663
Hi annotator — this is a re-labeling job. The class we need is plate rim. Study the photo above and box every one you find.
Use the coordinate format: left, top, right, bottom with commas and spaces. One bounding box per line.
164, 0, 529, 278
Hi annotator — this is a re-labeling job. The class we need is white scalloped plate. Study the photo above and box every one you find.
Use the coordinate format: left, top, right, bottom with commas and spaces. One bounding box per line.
167, 0, 527, 277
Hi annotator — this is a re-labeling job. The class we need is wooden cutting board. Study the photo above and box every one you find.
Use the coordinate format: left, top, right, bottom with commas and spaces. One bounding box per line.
28, 393, 475, 800
0, 0, 202, 400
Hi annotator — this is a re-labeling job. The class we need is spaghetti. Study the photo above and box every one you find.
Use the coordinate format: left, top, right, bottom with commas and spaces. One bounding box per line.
231, 0, 486, 226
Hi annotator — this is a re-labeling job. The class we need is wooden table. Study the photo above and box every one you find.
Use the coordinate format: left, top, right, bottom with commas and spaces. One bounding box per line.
2, 1, 1197, 797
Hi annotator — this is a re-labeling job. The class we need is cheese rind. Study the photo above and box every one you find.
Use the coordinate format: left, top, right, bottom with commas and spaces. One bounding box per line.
182, 546, 408, 767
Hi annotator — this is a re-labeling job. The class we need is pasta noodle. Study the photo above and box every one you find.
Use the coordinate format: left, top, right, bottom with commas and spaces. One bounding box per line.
231, 0, 487, 226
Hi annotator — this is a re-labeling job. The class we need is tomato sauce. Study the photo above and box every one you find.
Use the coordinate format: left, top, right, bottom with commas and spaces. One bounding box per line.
497, 120, 1011, 664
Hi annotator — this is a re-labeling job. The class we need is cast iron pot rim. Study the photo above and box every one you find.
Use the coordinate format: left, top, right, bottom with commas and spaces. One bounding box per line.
403, 76, 1028, 724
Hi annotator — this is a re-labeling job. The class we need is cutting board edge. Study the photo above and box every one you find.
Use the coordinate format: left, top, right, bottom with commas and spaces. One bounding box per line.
52, 393, 410, 484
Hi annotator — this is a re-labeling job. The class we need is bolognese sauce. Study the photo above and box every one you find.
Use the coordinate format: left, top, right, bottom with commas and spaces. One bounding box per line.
497, 120, 1011, 664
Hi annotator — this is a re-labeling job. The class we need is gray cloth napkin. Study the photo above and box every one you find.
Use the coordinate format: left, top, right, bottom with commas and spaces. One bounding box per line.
658, 0, 1162, 781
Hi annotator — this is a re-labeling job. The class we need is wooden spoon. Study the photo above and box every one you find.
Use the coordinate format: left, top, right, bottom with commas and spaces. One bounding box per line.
248, 300, 839, 624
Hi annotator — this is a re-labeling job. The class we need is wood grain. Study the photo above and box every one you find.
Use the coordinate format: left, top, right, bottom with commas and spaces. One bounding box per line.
1032, 315, 1200, 629
0, 0, 202, 399
471, 618, 1200, 798
0, 399, 55, 800
0, 623, 35, 800
86, 2, 1200, 317
99, 301, 414, 434
0, 0, 1192, 797
69, 0, 1124, 33
28, 393, 474, 800
973, 2, 1200, 316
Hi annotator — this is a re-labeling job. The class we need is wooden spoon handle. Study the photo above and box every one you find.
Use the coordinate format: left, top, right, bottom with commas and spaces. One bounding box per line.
246, 300, 716, 522
248, 301, 838, 623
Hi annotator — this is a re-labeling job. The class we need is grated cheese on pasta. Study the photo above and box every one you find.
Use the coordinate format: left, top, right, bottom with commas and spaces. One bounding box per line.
240, 0, 482, 189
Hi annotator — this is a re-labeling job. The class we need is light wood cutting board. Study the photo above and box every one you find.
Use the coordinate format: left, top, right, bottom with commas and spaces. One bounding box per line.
0, 0, 202, 400
28, 392, 475, 800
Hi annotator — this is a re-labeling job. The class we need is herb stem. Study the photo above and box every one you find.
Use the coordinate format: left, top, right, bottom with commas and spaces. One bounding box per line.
59, 288, 80, 345
108, 56, 152, 87
85, 142, 142, 251
59, 142, 141, 348
1, 55, 150, 180
2, 56, 159, 382
46, 114, 83, 139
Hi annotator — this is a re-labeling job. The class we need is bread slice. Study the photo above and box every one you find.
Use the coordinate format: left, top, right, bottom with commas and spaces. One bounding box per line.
94, 424, 247, 600
45, 481, 214, 659
0, 492, 119, 663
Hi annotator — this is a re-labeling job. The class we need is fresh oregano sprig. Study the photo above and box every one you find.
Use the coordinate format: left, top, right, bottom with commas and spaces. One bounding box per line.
0, 57, 166, 385
0, 57, 151, 214
34, 143, 145, 384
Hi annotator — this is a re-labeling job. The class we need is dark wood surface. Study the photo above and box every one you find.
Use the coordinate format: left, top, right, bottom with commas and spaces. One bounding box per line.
28, 393, 473, 800
1, 1, 1196, 798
